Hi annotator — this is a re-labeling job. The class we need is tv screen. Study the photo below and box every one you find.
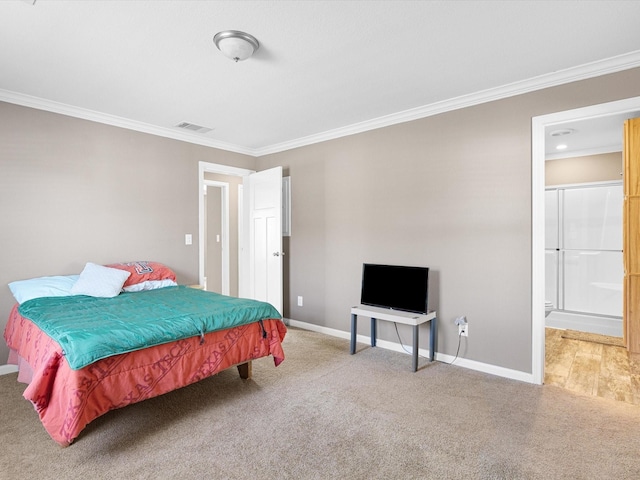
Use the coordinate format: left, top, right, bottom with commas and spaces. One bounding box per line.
360, 263, 429, 314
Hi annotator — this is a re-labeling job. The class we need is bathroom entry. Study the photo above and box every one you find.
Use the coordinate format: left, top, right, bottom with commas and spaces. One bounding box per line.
202, 173, 244, 298
532, 99, 640, 385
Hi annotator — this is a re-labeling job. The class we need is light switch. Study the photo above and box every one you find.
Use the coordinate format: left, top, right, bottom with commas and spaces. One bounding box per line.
185, 234, 192, 245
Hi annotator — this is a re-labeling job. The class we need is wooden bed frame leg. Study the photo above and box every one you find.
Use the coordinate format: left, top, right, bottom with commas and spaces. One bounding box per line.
237, 361, 252, 379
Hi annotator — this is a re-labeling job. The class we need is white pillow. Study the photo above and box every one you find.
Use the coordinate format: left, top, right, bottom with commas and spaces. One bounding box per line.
70, 262, 131, 298
122, 279, 177, 292
8, 275, 80, 304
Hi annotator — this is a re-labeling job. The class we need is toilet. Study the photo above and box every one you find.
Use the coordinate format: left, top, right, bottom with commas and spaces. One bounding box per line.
545, 300, 555, 317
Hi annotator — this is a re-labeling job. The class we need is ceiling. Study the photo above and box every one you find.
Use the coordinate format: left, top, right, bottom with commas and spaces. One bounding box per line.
545, 112, 640, 160
2, 1, 640, 157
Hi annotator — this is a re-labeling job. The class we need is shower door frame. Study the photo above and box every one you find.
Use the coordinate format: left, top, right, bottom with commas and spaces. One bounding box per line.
545, 181, 623, 322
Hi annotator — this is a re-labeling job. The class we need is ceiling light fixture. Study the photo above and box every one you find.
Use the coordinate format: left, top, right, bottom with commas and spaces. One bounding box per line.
213, 30, 259, 62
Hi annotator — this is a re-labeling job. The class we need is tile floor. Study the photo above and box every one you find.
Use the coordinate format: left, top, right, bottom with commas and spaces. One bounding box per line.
545, 327, 640, 405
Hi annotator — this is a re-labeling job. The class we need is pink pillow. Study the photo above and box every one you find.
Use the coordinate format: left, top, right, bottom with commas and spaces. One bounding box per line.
106, 261, 177, 288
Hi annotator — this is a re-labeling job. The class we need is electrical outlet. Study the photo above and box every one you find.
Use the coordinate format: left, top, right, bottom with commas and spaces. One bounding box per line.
297, 296, 303, 307
459, 323, 468, 337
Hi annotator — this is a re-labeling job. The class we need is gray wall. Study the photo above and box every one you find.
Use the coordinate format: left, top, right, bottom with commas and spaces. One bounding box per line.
0, 102, 255, 363
3, 68, 640, 374
205, 185, 223, 293
546, 152, 623, 185
257, 68, 640, 374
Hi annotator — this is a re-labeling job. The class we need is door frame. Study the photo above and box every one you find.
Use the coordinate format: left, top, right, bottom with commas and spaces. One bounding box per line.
198, 161, 254, 293
531, 96, 640, 385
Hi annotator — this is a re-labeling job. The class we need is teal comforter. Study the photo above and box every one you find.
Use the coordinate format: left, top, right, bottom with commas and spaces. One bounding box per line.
18, 286, 281, 370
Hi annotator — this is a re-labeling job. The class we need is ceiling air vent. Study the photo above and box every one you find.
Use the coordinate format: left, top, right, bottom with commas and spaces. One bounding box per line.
175, 122, 213, 134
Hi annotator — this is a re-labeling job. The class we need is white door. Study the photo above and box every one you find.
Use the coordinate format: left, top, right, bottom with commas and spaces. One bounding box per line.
242, 166, 283, 314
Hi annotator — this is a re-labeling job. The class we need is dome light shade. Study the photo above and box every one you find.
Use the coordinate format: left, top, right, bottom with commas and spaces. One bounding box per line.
213, 30, 259, 62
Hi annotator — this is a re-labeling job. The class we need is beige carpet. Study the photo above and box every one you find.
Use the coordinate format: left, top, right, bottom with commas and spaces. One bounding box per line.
560, 329, 625, 347
2, 327, 640, 479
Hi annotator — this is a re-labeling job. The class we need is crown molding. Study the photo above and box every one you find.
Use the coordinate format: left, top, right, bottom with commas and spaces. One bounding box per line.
255, 50, 640, 156
2, 50, 640, 158
0, 89, 256, 157
545, 144, 622, 161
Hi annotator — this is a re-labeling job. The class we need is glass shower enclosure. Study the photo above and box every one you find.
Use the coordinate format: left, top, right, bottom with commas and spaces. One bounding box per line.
545, 182, 623, 336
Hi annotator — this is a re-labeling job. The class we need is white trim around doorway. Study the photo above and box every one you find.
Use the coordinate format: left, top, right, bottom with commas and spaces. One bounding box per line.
531, 95, 640, 385
198, 162, 254, 294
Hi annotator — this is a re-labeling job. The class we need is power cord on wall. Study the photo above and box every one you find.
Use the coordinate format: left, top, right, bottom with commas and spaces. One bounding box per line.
446, 316, 467, 365
393, 322, 431, 361
393, 322, 464, 365
446, 331, 463, 365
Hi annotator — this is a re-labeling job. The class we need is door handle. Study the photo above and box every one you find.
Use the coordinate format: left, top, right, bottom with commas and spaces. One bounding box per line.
272, 252, 285, 256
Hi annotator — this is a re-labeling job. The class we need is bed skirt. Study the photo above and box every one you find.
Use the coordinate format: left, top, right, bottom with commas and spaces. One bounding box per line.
5, 304, 286, 446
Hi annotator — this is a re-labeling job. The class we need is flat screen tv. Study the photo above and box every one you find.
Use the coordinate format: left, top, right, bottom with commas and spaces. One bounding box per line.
360, 263, 429, 314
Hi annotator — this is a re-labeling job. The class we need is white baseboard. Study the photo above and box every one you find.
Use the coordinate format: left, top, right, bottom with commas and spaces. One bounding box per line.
0, 364, 18, 376
285, 318, 534, 384
0, 318, 534, 383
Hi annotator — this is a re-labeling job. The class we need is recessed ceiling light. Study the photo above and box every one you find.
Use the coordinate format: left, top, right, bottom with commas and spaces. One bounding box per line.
556, 144, 568, 150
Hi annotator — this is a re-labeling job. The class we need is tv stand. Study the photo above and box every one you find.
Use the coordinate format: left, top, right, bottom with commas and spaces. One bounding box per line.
350, 305, 437, 372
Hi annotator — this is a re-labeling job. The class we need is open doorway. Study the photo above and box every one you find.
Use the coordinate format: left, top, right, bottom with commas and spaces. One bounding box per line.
531, 96, 640, 385
203, 182, 227, 294
198, 162, 254, 297
198, 162, 285, 315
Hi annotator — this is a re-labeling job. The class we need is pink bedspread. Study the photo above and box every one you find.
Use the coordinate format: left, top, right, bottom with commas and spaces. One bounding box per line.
4, 304, 286, 446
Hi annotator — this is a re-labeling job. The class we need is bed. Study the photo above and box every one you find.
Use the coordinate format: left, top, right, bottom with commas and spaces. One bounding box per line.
3, 261, 286, 446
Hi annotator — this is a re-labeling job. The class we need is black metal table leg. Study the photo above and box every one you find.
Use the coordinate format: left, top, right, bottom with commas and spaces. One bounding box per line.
429, 315, 437, 361
371, 317, 377, 347
350, 313, 357, 354
412, 324, 419, 372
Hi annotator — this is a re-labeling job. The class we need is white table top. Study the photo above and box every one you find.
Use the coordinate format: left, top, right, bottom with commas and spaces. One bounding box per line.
351, 305, 436, 326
